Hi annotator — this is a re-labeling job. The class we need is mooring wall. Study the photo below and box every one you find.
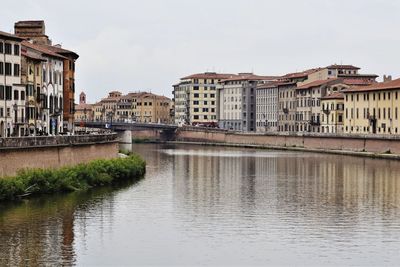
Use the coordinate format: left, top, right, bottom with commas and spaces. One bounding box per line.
0, 134, 119, 177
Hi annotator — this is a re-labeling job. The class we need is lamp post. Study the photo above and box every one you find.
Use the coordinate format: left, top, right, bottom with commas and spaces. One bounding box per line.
13, 103, 17, 137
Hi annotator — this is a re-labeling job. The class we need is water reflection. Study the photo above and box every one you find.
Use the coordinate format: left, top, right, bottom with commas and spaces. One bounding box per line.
0, 144, 399, 265
0, 184, 135, 266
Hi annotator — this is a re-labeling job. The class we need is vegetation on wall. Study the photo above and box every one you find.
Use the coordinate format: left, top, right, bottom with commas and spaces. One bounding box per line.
0, 155, 146, 201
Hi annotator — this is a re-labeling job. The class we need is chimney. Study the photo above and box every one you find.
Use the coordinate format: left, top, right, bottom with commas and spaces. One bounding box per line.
383, 75, 393, 82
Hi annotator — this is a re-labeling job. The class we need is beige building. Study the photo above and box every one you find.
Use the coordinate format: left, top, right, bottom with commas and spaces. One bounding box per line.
74, 92, 93, 122
132, 92, 172, 123
173, 72, 235, 126
321, 92, 345, 134
343, 78, 400, 135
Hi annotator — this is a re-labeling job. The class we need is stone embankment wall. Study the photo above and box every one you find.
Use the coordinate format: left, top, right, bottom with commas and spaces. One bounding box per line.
173, 127, 400, 156
0, 134, 119, 177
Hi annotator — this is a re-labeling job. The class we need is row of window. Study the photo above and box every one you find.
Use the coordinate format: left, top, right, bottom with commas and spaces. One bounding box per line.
0, 43, 20, 56
0, 62, 20, 77
345, 107, 399, 120
346, 91, 399, 102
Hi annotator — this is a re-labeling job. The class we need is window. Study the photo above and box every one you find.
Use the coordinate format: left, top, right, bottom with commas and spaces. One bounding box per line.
193, 115, 199, 120
194, 93, 199, 98
0, 62, 3, 75
0, 42, 3, 53
0, 85, 4, 100
14, 44, 19, 56
13, 90, 18, 100
5, 86, 12, 100
21, 91, 25, 101
13, 64, 19, 76
4, 43, 11, 54
5, 63, 11, 76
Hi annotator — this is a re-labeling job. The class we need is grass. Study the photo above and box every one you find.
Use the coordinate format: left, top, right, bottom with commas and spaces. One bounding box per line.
0, 155, 146, 202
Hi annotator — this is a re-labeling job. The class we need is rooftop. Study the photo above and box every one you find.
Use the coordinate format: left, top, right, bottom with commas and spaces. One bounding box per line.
296, 78, 339, 90
343, 78, 400, 93
220, 74, 278, 83
0, 30, 24, 41
181, 72, 237, 80
327, 64, 360, 70
321, 92, 344, 100
22, 40, 67, 59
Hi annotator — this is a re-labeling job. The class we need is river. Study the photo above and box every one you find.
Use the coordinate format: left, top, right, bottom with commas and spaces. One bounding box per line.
1, 143, 400, 266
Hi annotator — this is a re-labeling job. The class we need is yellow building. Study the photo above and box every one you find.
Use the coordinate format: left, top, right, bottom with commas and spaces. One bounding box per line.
321, 92, 345, 134
21, 46, 44, 135
132, 92, 172, 123
343, 78, 400, 135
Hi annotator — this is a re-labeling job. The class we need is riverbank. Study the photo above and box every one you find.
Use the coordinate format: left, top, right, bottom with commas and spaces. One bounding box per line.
0, 155, 146, 201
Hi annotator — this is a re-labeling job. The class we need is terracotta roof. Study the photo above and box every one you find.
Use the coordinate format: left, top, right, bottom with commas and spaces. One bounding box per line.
15, 20, 45, 27
44, 44, 79, 59
220, 74, 278, 83
181, 72, 236, 80
75, 103, 93, 110
296, 78, 339, 90
22, 41, 67, 59
321, 92, 344, 100
0, 30, 24, 41
281, 68, 322, 79
327, 64, 360, 70
257, 81, 285, 89
21, 49, 46, 61
342, 78, 375, 86
343, 78, 400, 93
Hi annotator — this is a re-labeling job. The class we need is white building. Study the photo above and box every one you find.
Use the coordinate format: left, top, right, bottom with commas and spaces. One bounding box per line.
256, 82, 280, 133
218, 74, 277, 132
0, 31, 27, 137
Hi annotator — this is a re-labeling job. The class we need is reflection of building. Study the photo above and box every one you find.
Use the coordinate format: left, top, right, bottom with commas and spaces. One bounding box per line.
343, 78, 400, 135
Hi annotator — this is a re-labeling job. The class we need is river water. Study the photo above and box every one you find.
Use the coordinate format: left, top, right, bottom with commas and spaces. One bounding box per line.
1, 143, 400, 266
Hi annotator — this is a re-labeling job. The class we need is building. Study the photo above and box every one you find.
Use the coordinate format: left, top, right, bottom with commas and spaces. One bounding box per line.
15, 20, 79, 134
256, 81, 280, 133
343, 78, 400, 135
22, 41, 65, 135
132, 92, 172, 123
320, 92, 345, 134
99, 91, 122, 123
21, 43, 45, 135
218, 73, 277, 132
295, 79, 343, 133
116, 93, 135, 122
173, 72, 235, 126
0, 31, 26, 137
74, 92, 93, 122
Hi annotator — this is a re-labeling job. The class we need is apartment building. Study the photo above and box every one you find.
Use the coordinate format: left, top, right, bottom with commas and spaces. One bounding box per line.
256, 82, 280, 133
74, 92, 93, 122
217, 73, 277, 132
132, 92, 172, 123
343, 78, 400, 135
0, 31, 26, 137
15, 20, 79, 133
320, 92, 345, 134
20, 44, 44, 135
173, 72, 235, 126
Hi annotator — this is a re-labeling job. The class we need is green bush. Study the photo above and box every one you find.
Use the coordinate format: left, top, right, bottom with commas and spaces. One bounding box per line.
0, 155, 146, 201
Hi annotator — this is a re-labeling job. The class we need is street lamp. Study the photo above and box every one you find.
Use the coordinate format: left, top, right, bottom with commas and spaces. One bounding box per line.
13, 103, 17, 137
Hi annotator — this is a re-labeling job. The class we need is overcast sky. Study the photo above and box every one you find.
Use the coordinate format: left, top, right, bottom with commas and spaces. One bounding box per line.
1, 0, 399, 102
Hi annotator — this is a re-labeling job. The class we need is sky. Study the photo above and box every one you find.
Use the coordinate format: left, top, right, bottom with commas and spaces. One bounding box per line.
1, 0, 399, 102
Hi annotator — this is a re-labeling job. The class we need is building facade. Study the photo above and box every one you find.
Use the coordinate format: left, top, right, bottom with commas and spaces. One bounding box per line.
0, 31, 25, 137
320, 92, 345, 134
173, 72, 235, 126
256, 82, 280, 133
132, 92, 172, 123
74, 92, 93, 122
218, 74, 276, 132
343, 78, 400, 135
